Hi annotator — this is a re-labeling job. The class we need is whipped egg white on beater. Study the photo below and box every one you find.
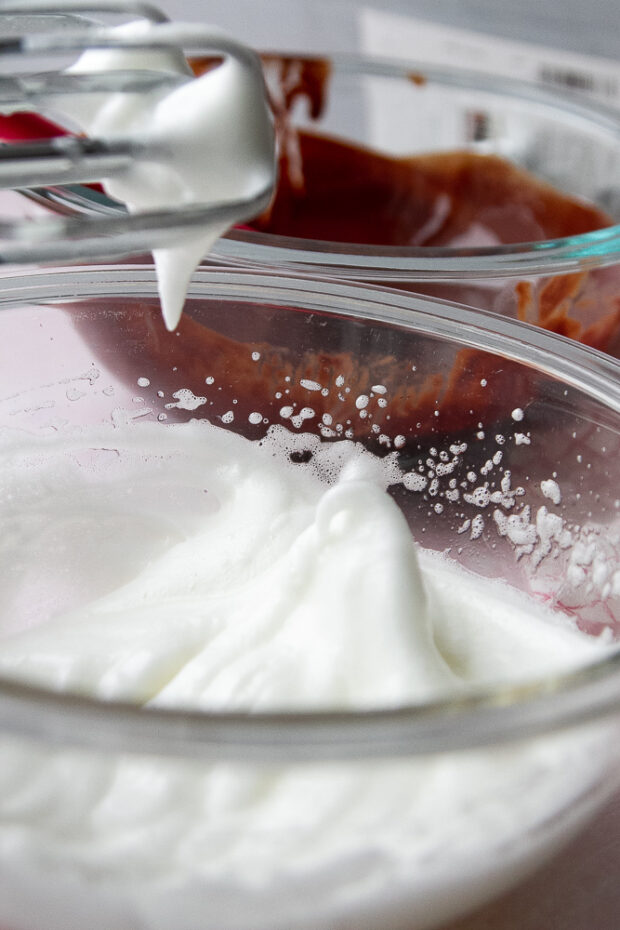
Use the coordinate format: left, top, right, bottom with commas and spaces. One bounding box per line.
60, 19, 275, 330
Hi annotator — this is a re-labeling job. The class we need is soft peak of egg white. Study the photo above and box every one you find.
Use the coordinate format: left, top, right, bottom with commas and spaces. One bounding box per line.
0, 421, 605, 711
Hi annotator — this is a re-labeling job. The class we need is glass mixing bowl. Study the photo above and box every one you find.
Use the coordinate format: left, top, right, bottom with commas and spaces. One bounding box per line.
0, 265, 620, 930
14, 50, 620, 356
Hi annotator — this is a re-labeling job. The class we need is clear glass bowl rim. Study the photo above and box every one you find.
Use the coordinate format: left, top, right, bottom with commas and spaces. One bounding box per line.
23, 51, 620, 279
1, 263, 620, 763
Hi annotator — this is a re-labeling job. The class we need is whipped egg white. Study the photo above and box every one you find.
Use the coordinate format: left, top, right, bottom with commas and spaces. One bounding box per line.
0, 420, 604, 708
0, 419, 612, 930
60, 20, 275, 330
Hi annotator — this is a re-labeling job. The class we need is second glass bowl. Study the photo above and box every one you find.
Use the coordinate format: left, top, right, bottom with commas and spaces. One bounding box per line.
20, 51, 620, 355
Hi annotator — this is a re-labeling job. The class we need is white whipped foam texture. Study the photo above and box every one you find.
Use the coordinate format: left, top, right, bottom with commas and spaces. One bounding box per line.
0, 421, 612, 930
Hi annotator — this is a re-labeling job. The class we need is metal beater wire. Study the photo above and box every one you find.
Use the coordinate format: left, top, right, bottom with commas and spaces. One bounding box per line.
0, 1, 275, 263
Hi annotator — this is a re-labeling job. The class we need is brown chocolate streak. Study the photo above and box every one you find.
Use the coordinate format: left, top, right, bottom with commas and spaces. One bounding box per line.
251, 132, 611, 248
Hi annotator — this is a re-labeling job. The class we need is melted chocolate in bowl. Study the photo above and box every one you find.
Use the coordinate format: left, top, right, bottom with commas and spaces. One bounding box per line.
200, 56, 620, 377
245, 56, 611, 248
203, 54, 620, 357
253, 135, 610, 247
